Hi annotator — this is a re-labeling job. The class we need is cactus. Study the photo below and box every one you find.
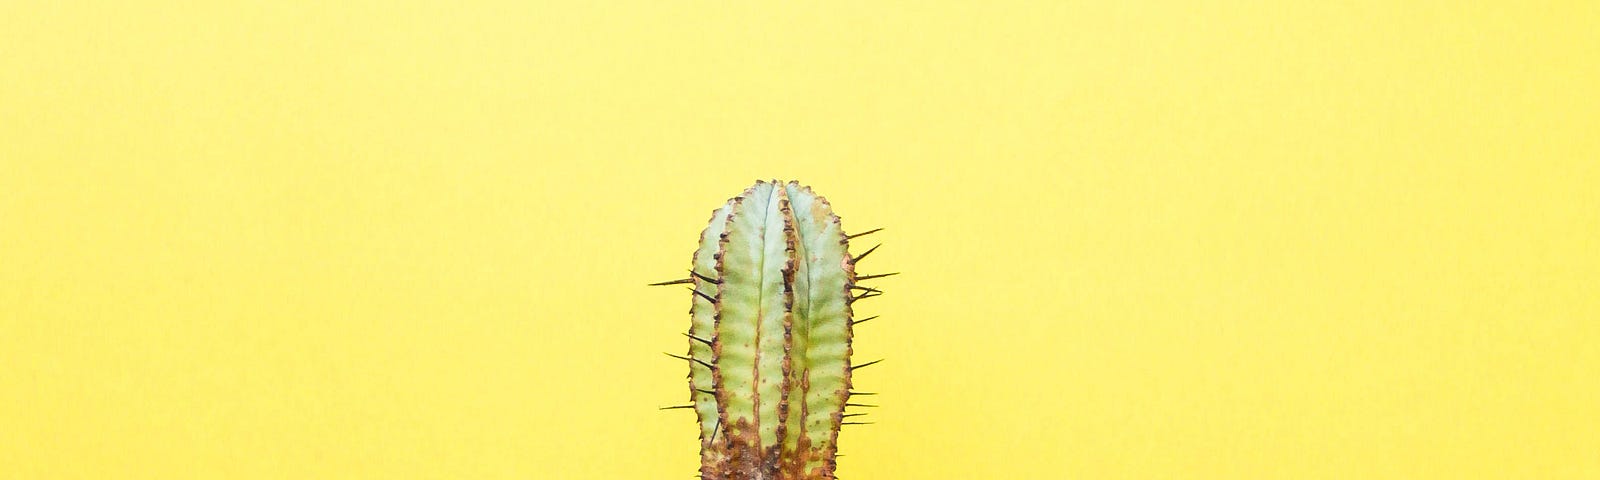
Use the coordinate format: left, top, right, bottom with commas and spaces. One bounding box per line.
655, 180, 889, 480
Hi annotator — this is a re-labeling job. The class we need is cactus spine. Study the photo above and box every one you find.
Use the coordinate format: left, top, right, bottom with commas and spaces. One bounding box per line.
662, 180, 882, 480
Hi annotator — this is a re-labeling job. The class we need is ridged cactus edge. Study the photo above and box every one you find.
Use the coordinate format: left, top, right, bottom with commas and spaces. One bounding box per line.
655, 180, 889, 480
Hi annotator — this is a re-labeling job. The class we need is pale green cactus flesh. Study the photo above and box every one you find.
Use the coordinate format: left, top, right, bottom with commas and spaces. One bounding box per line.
660, 180, 884, 480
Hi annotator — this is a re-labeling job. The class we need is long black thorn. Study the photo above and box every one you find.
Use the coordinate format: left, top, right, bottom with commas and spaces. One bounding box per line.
688, 287, 716, 303
851, 315, 879, 326
689, 269, 719, 284
849, 292, 882, 304
845, 228, 884, 240
696, 388, 715, 395
683, 332, 714, 346
659, 404, 694, 410
850, 285, 883, 293
845, 403, 878, 408
665, 352, 714, 369
851, 359, 884, 371
850, 244, 882, 263
849, 391, 877, 396
841, 413, 869, 418
841, 422, 874, 425
649, 278, 693, 286
855, 272, 900, 281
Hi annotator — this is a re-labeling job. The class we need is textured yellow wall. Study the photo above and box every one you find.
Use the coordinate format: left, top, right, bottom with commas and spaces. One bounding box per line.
3, 1, 1597, 478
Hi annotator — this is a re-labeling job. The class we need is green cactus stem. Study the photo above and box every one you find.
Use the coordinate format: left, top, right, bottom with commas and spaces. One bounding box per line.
655, 180, 888, 480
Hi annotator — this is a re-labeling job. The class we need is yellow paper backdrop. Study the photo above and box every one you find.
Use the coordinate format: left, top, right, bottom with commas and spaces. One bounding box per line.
3, 1, 1597, 478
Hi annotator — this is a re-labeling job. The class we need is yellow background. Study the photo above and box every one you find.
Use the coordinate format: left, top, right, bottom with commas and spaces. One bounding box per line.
3, 1, 1597, 478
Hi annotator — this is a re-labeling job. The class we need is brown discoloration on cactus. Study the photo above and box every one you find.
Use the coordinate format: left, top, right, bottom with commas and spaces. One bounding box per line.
766, 189, 797, 473
701, 417, 757, 480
